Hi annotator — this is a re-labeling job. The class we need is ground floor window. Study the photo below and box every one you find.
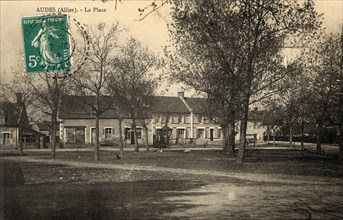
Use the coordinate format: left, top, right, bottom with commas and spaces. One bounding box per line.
197, 129, 205, 139
104, 127, 113, 140
125, 128, 142, 140
217, 128, 222, 139
2, 132, 11, 145
65, 127, 85, 144
177, 129, 185, 138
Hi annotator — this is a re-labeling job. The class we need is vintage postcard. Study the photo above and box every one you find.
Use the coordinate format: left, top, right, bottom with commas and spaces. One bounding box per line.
1, 1, 342, 219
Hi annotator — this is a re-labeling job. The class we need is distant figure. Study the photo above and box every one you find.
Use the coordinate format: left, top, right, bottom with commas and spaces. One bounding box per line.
116, 153, 121, 159
184, 149, 190, 153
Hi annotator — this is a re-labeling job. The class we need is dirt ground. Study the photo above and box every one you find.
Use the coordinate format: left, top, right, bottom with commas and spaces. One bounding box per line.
1, 145, 343, 219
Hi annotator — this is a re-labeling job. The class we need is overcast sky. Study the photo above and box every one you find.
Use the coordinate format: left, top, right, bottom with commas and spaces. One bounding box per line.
1, 0, 342, 95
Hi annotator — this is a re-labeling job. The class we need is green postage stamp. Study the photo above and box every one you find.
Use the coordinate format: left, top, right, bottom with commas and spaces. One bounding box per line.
21, 14, 72, 73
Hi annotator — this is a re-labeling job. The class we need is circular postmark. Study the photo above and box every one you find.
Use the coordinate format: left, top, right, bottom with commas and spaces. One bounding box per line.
33, 26, 75, 69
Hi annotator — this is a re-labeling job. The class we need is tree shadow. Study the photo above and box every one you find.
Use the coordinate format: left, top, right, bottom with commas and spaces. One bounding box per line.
4, 180, 209, 220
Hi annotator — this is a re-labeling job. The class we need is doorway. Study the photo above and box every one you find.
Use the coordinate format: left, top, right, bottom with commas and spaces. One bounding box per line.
210, 129, 214, 141
91, 128, 96, 145
2, 133, 10, 145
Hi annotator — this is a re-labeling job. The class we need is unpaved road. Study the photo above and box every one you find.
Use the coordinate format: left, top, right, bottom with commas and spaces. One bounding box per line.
3, 156, 343, 219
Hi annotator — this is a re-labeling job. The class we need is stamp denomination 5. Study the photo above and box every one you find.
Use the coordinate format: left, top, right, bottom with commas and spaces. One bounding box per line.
22, 14, 72, 73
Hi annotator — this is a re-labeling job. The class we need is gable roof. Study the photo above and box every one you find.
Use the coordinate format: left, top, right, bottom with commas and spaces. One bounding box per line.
59, 95, 191, 119
182, 97, 207, 114
59, 95, 265, 123
0, 101, 30, 128
59, 95, 129, 119
151, 96, 190, 114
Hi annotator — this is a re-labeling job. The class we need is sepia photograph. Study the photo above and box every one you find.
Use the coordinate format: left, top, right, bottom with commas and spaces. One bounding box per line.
1, 0, 342, 219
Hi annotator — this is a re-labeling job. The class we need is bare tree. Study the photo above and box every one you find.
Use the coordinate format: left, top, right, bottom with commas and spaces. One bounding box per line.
108, 37, 159, 152
29, 72, 69, 158
69, 23, 121, 161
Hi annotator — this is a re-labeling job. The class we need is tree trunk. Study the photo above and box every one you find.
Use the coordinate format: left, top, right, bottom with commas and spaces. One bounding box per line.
132, 119, 139, 152
272, 127, 276, 147
118, 118, 123, 157
289, 126, 293, 148
228, 120, 235, 156
316, 124, 323, 154
94, 115, 100, 161
144, 124, 149, 151
339, 125, 343, 157
19, 127, 23, 156
222, 125, 229, 150
51, 114, 57, 159
266, 126, 270, 144
300, 125, 305, 151
237, 103, 249, 163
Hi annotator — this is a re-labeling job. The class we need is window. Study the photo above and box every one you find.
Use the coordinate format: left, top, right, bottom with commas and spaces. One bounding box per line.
75, 130, 85, 143
136, 128, 142, 139
2, 133, 11, 145
197, 129, 205, 139
125, 128, 142, 139
0, 116, 4, 125
104, 127, 113, 139
199, 115, 203, 123
178, 115, 183, 123
66, 128, 75, 143
161, 116, 167, 124
125, 128, 131, 139
153, 115, 159, 123
217, 128, 222, 138
172, 115, 179, 124
193, 114, 199, 124
184, 114, 190, 123
66, 127, 85, 143
177, 129, 185, 138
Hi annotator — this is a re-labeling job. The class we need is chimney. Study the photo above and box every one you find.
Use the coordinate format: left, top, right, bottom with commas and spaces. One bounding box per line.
177, 91, 185, 99
16, 93, 22, 104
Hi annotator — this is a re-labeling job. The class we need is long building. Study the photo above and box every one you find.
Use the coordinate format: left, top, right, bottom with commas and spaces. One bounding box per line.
58, 92, 264, 147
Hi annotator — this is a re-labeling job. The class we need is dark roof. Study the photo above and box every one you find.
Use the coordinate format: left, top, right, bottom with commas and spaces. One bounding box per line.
59, 95, 129, 119
0, 102, 18, 126
0, 101, 30, 127
183, 97, 207, 114
151, 96, 189, 114
59, 95, 190, 119
59, 95, 265, 122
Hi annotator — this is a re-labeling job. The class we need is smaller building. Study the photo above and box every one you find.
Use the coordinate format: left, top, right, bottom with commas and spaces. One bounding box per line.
58, 95, 151, 147
1, 93, 45, 149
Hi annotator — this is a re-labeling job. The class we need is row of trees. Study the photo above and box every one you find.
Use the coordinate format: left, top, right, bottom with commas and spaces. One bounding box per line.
1, 23, 160, 161
263, 30, 343, 154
